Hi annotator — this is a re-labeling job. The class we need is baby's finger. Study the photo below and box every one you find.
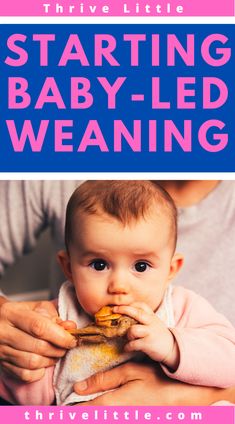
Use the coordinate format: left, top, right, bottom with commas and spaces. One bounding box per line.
113, 305, 152, 325
127, 324, 149, 341
124, 339, 145, 353
129, 302, 153, 314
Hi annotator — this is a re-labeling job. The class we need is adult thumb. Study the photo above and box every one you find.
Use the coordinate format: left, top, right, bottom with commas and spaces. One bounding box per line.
32, 300, 59, 319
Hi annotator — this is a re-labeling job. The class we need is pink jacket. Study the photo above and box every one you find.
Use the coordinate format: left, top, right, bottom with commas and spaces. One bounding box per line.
1, 286, 235, 405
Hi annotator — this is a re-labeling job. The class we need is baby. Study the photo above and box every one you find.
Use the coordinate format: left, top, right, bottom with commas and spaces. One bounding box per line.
1, 180, 235, 405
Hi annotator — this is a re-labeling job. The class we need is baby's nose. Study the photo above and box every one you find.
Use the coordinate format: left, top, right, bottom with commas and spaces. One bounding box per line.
108, 273, 130, 294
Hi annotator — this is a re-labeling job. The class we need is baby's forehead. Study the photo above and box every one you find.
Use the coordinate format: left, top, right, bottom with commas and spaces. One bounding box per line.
76, 205, 172, 230
72, 204, 176, 253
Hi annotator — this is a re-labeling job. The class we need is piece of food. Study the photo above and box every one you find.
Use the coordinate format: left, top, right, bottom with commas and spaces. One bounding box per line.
94, 306, 122, 327
68, 306, 136, 343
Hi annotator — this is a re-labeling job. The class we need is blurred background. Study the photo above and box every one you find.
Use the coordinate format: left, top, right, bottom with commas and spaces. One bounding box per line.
0, 230, 52, 301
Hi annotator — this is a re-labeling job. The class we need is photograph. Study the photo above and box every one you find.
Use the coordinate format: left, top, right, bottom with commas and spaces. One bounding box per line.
0, 180, 234, 407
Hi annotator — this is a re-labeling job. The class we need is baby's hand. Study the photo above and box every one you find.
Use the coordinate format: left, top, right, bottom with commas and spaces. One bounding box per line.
113, 303, 179, 371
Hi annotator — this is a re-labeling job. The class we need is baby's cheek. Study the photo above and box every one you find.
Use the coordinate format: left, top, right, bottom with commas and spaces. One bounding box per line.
79, 291, 102, 315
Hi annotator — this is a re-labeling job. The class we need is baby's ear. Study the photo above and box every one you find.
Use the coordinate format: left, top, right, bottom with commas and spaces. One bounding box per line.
57, 250, 73, 282
167, 253, 184, 282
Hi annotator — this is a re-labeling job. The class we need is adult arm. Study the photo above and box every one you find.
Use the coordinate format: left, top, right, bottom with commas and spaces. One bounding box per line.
74, 362, 235, 406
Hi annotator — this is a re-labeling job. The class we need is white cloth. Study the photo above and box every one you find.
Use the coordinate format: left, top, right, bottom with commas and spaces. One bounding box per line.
54, 281, 174, 405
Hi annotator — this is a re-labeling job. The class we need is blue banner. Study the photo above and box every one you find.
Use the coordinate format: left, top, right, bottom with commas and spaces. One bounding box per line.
0, 24, 234, 172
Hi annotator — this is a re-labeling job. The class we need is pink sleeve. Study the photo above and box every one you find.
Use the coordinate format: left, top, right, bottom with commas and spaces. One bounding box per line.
161, 286, 235, 388
0, 366, 55, 405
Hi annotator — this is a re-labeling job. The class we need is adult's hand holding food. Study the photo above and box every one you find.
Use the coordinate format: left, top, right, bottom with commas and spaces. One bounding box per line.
0, 297, 77, 382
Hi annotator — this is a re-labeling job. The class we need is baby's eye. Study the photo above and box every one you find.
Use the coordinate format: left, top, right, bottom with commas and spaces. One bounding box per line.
89, 259, 108, 271
134, 261, 150, 273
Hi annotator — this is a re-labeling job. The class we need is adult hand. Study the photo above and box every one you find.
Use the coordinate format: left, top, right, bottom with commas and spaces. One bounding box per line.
0, 297, 76, 382
74, 361, 233, 406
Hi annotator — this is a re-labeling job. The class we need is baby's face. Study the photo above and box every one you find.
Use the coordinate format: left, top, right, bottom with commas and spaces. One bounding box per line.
67, 211, 182, 316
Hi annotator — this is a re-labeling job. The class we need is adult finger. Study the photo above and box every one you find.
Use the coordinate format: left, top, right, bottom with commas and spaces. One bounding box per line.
0, 326, 67, 358
58, 320, 77, 330
0, 345, 57, 369
1, 302, 76, 349
32, 300, 59, 319
83, 381, 145, 406
1, 361, 46, 383
74, 362, 137, 395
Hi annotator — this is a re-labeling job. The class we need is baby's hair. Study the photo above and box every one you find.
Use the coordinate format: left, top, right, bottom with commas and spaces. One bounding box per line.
65, 180, 177, 252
